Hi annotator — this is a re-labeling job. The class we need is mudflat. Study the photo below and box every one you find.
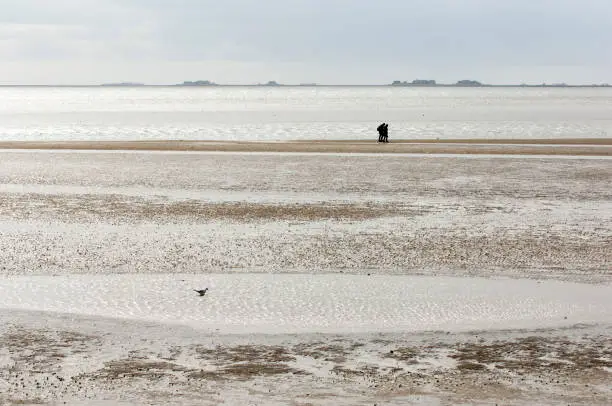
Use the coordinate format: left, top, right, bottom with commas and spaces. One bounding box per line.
0, 149, 610, 405
0, 138, 611, 155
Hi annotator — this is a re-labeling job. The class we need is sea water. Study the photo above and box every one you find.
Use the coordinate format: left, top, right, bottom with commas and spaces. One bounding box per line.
0, 86, 611, 141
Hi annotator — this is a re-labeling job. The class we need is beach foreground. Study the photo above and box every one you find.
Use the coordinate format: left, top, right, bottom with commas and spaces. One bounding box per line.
0, 147, 610, 405
2, 310, 611, 406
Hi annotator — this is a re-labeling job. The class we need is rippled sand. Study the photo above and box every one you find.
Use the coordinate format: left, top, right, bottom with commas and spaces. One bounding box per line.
2, 274, 610, 334
0, 149, 610, 405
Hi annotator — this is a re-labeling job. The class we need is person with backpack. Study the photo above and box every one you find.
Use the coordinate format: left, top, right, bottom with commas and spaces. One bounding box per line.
382, 123, 389, 142
377, 123, 387, 142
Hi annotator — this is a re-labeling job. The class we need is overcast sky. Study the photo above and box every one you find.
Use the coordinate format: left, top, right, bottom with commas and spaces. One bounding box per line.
0, 0, 610, 84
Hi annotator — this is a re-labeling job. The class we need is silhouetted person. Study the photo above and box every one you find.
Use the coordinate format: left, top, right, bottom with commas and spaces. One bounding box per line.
381, 123, 389, 143
377, 123, 386, 142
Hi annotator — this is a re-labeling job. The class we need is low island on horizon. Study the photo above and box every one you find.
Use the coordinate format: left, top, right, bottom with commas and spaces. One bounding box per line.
126, 79, 612, 88
1, 79, 611, 88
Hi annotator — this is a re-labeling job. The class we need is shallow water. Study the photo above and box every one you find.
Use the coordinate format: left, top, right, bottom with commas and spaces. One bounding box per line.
1, 86, 611, 141
1, 274, 610, 334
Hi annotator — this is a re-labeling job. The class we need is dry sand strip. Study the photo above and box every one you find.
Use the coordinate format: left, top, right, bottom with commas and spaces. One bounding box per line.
0, 139, 611, 155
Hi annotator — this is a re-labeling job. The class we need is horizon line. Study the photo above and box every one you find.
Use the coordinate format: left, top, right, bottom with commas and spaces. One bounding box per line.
0, 82, 610, 88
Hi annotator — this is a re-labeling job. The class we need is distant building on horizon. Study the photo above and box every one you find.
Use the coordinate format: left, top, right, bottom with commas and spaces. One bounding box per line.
411, 79, 436, 86
391, 79, 436, 86
455, 80, 482, 87
179, 80, 217, 86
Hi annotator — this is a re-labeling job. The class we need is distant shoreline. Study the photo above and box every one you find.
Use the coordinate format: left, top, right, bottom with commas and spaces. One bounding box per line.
0, 84, 611, 88
1, 139, 610, 156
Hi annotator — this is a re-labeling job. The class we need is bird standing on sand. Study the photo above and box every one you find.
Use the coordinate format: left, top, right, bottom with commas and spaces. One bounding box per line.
194, 288, 209, 296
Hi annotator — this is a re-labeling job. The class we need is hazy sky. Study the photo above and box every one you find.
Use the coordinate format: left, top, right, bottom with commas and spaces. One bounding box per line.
0, 0, 610, 84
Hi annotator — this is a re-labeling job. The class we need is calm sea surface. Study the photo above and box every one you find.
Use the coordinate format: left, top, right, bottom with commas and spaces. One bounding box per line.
1, 86, 611, 141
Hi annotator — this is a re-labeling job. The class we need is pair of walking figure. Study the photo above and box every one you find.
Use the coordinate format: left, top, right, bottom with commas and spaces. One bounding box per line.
377, 123, 389, 143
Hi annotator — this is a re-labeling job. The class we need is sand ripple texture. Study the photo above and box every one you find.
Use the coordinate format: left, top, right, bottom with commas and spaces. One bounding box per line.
0, 274, 610, 334
0, 150, 611, 406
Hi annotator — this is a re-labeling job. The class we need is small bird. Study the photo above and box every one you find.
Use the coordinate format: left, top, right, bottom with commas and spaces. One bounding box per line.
194, 288, 209, 296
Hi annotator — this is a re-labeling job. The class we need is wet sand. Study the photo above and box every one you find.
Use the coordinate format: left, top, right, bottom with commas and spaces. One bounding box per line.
1, 312, 611, 406
0, 138, 611, 155
0, 149, 610, 405
0, 150, 610, 282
